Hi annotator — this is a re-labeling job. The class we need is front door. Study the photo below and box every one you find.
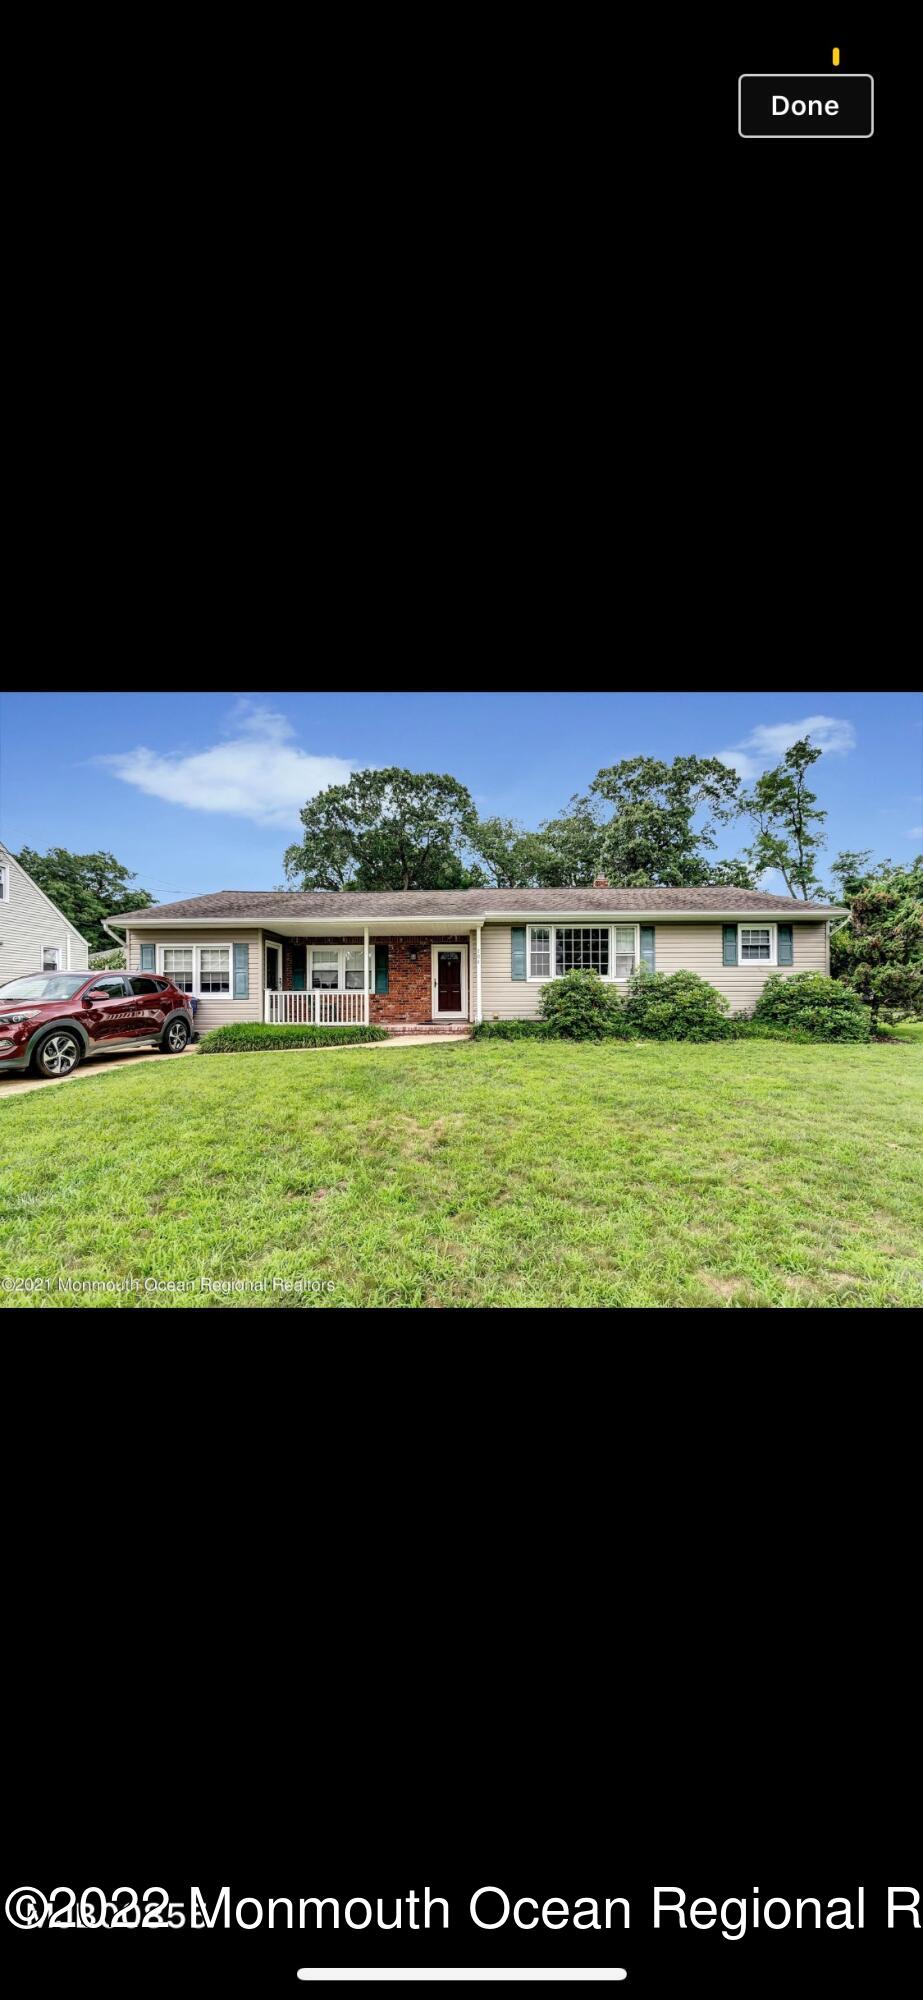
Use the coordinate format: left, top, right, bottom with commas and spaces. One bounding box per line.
434, 947, 464, 1018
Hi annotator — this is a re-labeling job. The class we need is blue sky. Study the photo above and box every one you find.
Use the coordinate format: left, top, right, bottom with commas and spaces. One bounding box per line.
1, 690, 920, 902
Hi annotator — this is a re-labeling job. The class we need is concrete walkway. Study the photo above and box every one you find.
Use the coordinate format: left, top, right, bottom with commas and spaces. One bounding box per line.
0, 1033, 471, 1101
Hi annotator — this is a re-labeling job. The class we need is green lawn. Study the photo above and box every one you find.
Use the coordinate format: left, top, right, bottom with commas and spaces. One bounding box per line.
2, 1041, 921, 1307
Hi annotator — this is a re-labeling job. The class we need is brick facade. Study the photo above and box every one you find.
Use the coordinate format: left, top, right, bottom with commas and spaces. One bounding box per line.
274, 933, 470, 1024
370, 935, 469, 1024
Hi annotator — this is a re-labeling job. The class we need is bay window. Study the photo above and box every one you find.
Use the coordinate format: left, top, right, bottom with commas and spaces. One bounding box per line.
614, 925, 636, 979
555, 926, 610, 976
526, 923, 641, 983
529, 926, 551, 978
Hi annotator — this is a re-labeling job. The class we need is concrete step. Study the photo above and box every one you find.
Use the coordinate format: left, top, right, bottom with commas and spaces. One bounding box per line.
385, 1022, 471, 1037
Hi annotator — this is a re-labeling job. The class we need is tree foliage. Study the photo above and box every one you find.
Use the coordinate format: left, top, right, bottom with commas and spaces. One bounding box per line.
283, 768, 485, 893
464, 815, 554, 888
14, 847, 154, 953
741, 738, 827, 898
590, 755, 744, 885
829, 856, 923, 1027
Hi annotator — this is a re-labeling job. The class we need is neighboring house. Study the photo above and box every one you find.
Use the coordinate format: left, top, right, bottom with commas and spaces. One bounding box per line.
0, 841, 90, 984
106, 880, 845, 1032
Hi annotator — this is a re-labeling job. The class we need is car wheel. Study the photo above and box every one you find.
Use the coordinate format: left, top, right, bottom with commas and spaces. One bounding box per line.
34, 1030, 83, 1078
162, 1018, 190, 1054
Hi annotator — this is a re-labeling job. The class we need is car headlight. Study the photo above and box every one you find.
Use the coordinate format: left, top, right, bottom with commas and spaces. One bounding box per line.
0, 1013, 32, 1025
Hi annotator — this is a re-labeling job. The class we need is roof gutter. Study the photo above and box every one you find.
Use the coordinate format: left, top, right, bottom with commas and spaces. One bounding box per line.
108, 906, 847, 927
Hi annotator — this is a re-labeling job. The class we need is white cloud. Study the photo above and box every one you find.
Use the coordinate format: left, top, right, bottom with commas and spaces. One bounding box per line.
715, 714, 856, 783
98, 702, 355, 830
714, 747, 760, 782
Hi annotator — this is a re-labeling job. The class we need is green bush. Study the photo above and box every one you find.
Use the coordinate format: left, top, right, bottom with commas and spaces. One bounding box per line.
621, 968, 731, 1041
471, 1019, 554, 1041
727, 1019, 816, 1043
752, 973, 870, 1042
197, 1022, 390, 1054
537, 968, 628, 1040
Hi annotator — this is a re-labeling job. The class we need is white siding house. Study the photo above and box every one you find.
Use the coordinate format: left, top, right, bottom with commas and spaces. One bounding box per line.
0, 842, 90, 984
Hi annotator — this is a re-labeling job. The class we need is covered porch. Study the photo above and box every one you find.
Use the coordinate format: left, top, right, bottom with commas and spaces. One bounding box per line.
262, 921, 483, 1028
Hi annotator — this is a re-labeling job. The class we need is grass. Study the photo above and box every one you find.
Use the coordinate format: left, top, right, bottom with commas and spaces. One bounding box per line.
1, 1041, 921, 1308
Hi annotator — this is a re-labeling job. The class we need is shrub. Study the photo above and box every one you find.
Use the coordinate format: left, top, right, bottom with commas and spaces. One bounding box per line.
752, 973, 870, 1042
537, 968, 629, 1040
621, 968, 731, 1041
471, 1019, 554, 1041
197, 1023, 390, 1054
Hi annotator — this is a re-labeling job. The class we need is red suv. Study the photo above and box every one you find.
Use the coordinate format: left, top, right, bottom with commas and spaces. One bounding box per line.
0, 971, 194, 1078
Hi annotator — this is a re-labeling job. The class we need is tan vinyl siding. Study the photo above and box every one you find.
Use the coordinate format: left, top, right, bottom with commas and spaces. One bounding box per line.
481, 925, 543, 1018
480, 920, 829, 1019
655, 921, 827, 1011
125, 929, 262, 1031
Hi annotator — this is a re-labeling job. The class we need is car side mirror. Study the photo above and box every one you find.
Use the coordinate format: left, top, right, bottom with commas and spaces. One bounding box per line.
84, 988, 106, 1003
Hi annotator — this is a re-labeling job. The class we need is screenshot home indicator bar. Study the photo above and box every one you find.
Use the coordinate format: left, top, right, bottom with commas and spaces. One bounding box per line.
296, 1976, 629, 1985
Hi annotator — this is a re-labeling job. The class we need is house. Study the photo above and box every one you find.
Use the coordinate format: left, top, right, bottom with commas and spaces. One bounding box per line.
0, 841, 90, 984
105, 880, 844, 1033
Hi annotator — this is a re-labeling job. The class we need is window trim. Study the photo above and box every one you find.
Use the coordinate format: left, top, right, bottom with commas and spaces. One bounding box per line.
0, 862, 8, 902
308, 944, 369, 992
737, 921, 777, 967
42, 942, 65, 972
526, 922, 640, 983
156, 942, 240, 996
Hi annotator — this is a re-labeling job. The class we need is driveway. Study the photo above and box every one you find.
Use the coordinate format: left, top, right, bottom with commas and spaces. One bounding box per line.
0, 1045, 194, 1099
0, 1032, 470, 1100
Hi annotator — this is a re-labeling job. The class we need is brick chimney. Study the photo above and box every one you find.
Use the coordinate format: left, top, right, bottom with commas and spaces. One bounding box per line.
593, 873, 609, 888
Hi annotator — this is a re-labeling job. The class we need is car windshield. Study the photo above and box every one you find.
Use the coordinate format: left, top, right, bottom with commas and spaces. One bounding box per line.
0, 974, 89, 1001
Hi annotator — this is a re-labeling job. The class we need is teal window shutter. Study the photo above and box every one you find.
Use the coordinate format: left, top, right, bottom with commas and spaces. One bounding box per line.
140, 942, 155, 971
639, 925, 655, 971
777, 923, 793, 965
511, 926, 527, 980
233, 942, 249, 998
375, 944, 389, 994
723, 924, 738, 966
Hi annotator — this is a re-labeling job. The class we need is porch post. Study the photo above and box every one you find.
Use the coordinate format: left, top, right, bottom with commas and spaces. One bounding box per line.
475, 924, 482, 1023
363, 923, 369, 1025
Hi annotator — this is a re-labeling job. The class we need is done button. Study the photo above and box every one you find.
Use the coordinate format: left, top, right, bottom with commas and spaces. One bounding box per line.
738, 73, 874, 138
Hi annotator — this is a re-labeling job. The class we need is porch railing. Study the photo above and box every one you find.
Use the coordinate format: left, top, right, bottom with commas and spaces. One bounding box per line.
265, 989, 366, 1025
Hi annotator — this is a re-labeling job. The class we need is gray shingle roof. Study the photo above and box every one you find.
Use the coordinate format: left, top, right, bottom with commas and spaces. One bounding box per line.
113, 886, 840, 921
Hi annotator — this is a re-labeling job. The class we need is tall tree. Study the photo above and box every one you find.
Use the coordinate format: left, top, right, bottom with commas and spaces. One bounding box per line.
14, 847, 154, 953
829, 850, 874, 899
465, 816, 553, 888
741, 738, 827, 898
700, 856, 758, 889
830, 856, 923, 1029
535, 794, 609, 886
588, 755, 743, 885
283, 768, 484, 892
